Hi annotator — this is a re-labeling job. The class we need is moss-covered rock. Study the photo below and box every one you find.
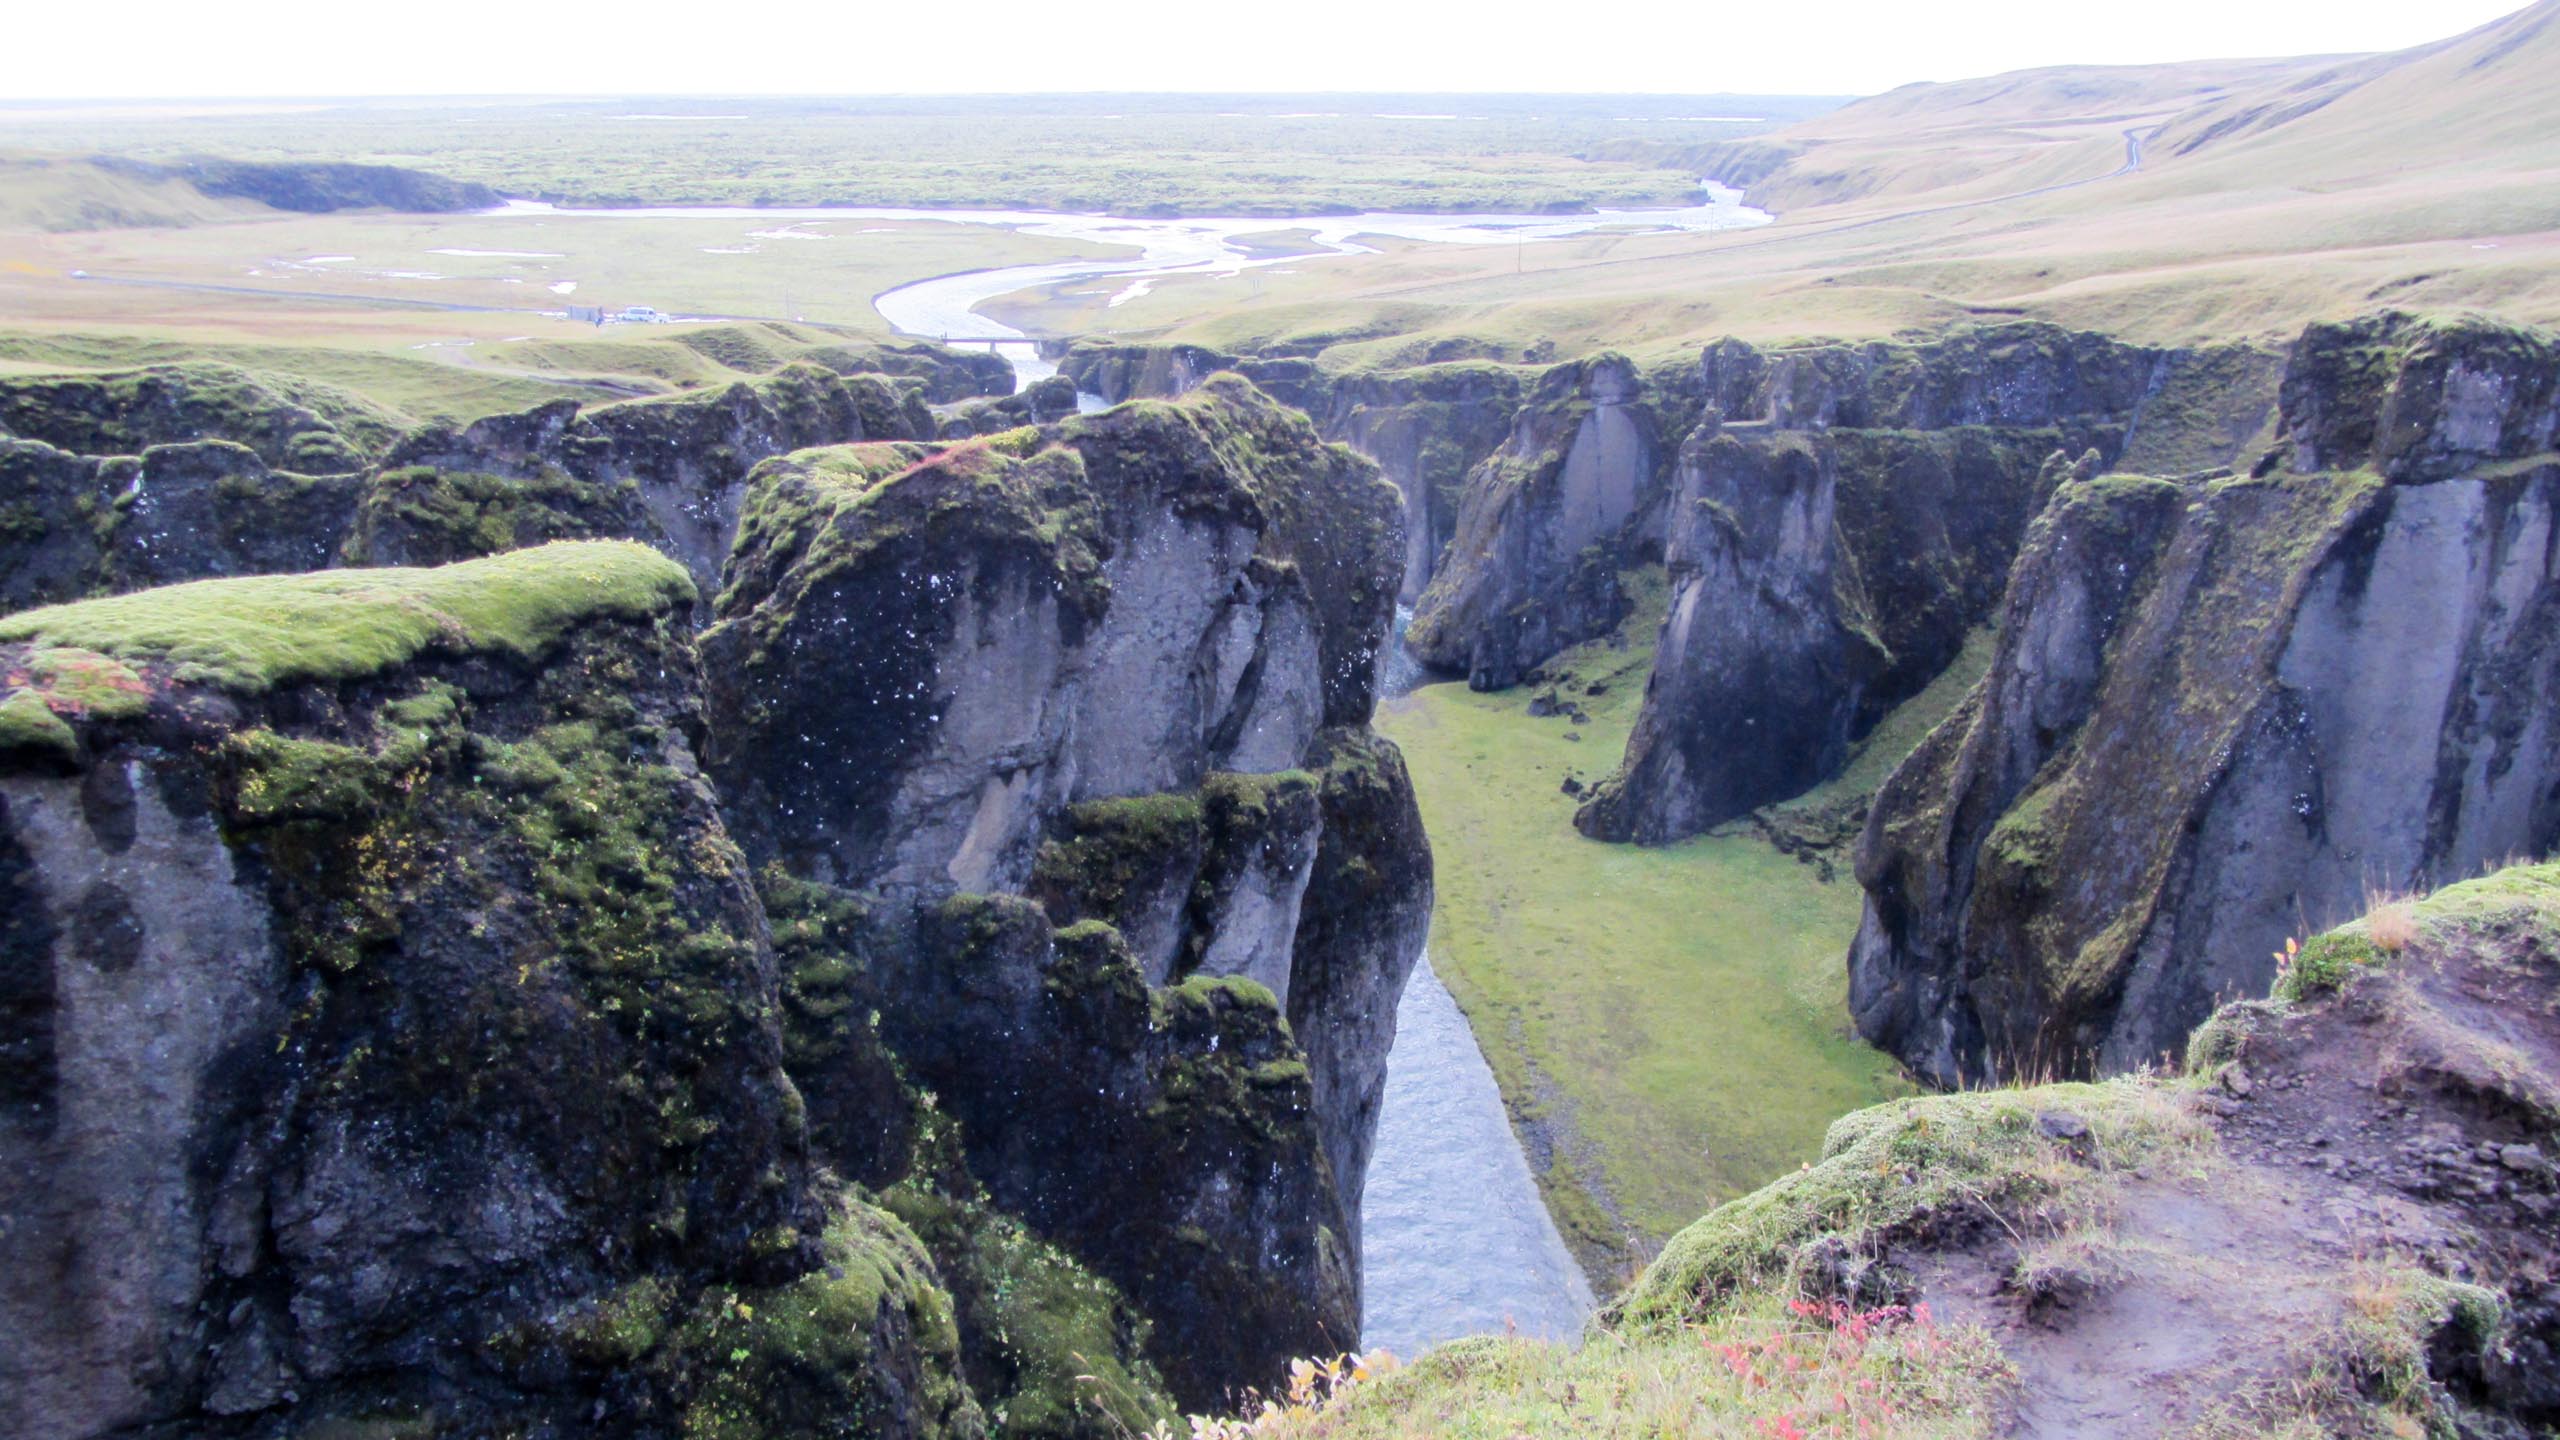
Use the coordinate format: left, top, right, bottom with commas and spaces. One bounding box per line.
843, 897, 1357, 1410
0, 360, 399, 469
0, 548, 983, 1440
885, 1184, 1176, 1439
700, 374, 1425, 1411
1578, 322, 2284, 848
2280, 310, 2560, 482
0, 539, 696, 692
661, 1197, 985, 1440
1405, 353, 1670, 689
703, 377, 1394, 892
367, 361, 936, 598
1848, 314, 2560, 1085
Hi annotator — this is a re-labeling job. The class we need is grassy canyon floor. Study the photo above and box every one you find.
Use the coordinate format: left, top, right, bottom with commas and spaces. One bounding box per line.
1375, 587, 1913, 1282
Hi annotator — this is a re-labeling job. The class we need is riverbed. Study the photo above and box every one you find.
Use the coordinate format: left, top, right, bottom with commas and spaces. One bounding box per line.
491, 192, 1771, 388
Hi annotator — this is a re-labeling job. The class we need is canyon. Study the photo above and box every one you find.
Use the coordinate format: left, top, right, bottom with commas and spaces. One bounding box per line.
2, 3, 2558, 1435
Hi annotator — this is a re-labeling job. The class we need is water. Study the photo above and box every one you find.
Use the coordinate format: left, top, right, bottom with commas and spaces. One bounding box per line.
1360, 954, 1596, 1356
488, 191, 1771, 389
1377, 604, 1427, 697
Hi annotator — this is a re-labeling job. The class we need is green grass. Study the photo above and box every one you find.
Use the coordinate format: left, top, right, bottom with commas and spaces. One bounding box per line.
0, 329, 599, 426
1375, 583, 1907, 1280
0, 539, 693, 691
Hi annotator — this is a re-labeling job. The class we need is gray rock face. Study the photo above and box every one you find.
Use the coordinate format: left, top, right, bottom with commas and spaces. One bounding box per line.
1405, 354, 1671, 689
1059, 343, 1526, 602
0, 763, 282, 1438
0, 547, 995, 1440
1577, 324, 2281, 845
1313, 366, 1524, 601
0, 439, 113, 612
1848, 315, 2560, 1085
701, 378, 1431, 1406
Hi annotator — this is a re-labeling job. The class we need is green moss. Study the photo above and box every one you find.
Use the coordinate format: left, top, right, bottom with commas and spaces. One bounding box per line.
0, 689, 75, 760
1615, 1077, 2212, 1329
2275, 931, 2382, 1001
884, 1185, 1176, 1439
357, 465, 632, 562
226, 730, 384, 823
1033, 792, 1207, 908
0, 643, 150, 762
1200, 769, 1317, 825
1158, 971, 1283, 1022
673, 1197, 982, 1440
23, 646, 150, 717
0, 541, 694, 692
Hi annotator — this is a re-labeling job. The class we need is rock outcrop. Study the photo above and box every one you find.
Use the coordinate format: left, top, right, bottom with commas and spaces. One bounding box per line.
0, 543, 981, 1440
1061, 342, 1524, 601
363, 362, 936, 592
1847, 313, 2560, 1085
0, 361, 938, 611
699, 376, 1431, 1406
1405, 354, 1675, 688
1576, 325, 2273, 843
0, 361, 402, 471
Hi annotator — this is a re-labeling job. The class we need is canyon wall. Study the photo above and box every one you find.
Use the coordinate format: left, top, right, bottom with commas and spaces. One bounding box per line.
1847, 313, 2560, 1084
0, 364, 1432, 1431
1576, 325, 2280, 844
0, 544, 981, 1440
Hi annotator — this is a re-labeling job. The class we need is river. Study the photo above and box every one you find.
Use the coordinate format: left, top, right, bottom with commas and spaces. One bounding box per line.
491, 192, 1771, 389
1361, 953, 1596, 1355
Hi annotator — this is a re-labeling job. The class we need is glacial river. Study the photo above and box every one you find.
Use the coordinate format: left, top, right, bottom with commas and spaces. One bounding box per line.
1361, 954, 1596, 1355
492, 192, 1771, 387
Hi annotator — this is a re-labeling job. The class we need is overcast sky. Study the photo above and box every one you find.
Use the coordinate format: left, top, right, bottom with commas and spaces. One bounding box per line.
6, 0, 2533, 99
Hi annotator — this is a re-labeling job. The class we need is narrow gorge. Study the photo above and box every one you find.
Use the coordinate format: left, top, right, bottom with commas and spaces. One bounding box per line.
4, 165, 2558, 1440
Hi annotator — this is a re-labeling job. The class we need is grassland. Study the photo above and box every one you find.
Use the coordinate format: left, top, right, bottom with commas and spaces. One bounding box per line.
0, 95, 1840, 218
1374, 580, 1909, 1283
981, 4, 2560, 364
0, 201, 1124, 422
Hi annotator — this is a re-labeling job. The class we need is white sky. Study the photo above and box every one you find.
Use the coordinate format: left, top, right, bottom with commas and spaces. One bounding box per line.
4, 0, 2533, 99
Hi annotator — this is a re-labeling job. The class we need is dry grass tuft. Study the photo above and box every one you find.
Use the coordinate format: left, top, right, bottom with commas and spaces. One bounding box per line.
2364, 890, 2421, 955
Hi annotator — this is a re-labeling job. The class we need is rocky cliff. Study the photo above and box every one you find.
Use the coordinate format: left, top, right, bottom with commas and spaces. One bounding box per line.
0, 543, 981, 1440
1847, 313, 2560, 1086
0, 360, 1433, 1432
0, 361, 937, 612
700, 377, 1431, 1406
1060, 342, 1523, 602
1574, 325, 2278, 844
1404, 354, 1677, 689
